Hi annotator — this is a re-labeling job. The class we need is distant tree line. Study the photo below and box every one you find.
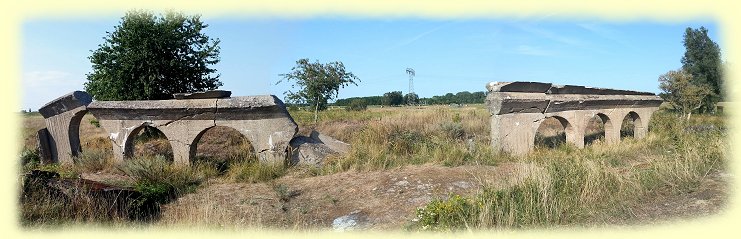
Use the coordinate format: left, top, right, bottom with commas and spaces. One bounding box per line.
333, 90, 486, 106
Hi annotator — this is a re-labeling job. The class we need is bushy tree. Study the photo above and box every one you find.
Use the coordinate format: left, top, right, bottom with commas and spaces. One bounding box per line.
382, 91, 404, 106
279, 58, 359, 123
85, 10, 222, 101
659, 69, 712, 120
404, 92, 419, 105
346, 99, 368, 111
681, 26, 723, 112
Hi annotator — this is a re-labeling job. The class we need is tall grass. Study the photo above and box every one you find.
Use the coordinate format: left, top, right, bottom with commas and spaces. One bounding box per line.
412, 111, 727, 230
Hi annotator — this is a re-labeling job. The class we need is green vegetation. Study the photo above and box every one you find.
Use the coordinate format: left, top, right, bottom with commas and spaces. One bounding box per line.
334, 90, 487, 107
345, 99, 368, 111
382, 91, 404, 106
412, 111, 726, 230
659, 26, 724, 116
19, 104, 726, 229
278, 58, 360, 123
85, 10, 222, 101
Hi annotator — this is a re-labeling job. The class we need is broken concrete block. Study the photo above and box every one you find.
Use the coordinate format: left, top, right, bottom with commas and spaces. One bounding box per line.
37, 91, 92, 165
289, 131, 351, 167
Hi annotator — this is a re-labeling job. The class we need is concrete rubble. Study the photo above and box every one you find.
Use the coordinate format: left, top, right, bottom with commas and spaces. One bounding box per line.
289, 130, 351, 166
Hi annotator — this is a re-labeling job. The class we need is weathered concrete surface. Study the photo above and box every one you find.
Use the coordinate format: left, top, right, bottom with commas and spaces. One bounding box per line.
37, 91, 93, 164
289, 130, 350, 166
486, 82, 662, 155
36, 128, 53, 164
173, 90, 232, 100
87, 95, 298, 165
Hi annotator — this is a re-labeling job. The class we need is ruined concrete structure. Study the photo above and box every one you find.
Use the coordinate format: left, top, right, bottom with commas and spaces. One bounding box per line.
485, 82, 663, 155
37, 91, 93, 164
38, 91, 298, 165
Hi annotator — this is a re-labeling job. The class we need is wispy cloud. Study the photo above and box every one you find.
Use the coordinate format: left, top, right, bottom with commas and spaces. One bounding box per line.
577, 23, 632, 48
515, 45, 554, 56
382, 21, 457, 52
515, 24, 584, 47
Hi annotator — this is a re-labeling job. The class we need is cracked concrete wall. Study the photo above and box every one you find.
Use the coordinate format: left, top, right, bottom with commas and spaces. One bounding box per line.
37, 91, 93, 165
486, 82, 661, 156
87, 95, 298, 165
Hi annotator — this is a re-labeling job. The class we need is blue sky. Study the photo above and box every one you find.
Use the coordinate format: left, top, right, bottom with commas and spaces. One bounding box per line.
21, 15, 721, 110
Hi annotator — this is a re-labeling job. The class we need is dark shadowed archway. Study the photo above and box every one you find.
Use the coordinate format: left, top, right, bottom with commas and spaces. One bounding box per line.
124, 125, 174, 162
191, 126, 256, 173
535, 116, 572, 148
584, 113, 611, 146
620, 111, 642, 139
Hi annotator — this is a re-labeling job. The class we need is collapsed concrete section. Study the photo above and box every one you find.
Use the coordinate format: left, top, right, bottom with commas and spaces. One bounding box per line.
485, 82, 663, 155
289, 130, 351, 166
37, 91, 93, 164
86, 95, 298, 165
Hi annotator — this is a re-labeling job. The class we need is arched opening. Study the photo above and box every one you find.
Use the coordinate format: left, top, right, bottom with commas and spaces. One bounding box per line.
535, 116, 570, 148
584, 113, 610, 146
191, 126, 256, 173
620, 112, 642, 139
73, 111, 114, 170
126, 125, 174, 162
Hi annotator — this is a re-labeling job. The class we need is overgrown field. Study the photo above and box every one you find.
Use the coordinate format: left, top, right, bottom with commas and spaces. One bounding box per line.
17, 105, 728, 230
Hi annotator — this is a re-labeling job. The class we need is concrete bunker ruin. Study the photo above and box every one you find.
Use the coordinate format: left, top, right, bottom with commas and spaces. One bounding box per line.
36, 91, 298, 165
485, 81, 663, 155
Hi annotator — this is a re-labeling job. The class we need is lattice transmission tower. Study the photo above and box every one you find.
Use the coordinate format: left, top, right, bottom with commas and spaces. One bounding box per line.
406, 68, 415, 94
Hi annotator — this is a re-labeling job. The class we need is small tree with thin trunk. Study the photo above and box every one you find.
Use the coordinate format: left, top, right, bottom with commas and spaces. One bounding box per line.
658, 69, 712, 120
278, 59, 359, 123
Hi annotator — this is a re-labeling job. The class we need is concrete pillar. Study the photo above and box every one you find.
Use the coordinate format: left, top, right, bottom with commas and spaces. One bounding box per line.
491, 113, 543, 156
560, 112, 584, 149
37, 91, 92, 165
602, 112, 619, 144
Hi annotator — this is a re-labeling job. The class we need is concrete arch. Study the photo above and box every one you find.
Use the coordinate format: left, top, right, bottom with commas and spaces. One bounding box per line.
584, 112, 613, 145
533, 115, 574, 148
621, 111, 646, 139
122, 124, 174, 161
189, 125, 257, 164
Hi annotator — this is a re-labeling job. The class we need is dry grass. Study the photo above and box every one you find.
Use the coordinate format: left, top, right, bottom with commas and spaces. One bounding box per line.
18, 105, 727, 230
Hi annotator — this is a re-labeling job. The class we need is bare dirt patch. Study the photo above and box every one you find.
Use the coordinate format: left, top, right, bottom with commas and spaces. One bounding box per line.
156, 163, 535, 229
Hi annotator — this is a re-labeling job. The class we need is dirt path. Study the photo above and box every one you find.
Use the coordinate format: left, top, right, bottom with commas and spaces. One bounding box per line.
156, 163, 535, 229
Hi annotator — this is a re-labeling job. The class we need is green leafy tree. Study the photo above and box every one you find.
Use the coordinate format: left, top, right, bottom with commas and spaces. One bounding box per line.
346, 99, 368, 111
382, 91, 404, 106
85, 11, 222, 101
279, 58, 359, 123
659, 69, 712, 120
404, 92, 419, 105
681, 26, 723, 112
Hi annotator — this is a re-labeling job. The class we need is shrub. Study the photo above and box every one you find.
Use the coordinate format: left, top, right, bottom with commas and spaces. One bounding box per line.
440, 122, 465, 140
20, 148, 41, 171
73, 148, 113, 173
117, 156, 210, 203
89, 118, 101, 128
346, 99, 368, 111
